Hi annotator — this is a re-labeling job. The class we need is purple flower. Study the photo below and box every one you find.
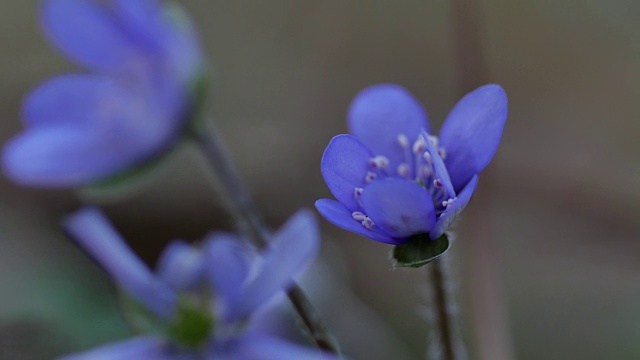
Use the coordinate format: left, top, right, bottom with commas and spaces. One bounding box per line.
316, 84, 507, 245
61, 207, 335, 360
2, 0, 203, 187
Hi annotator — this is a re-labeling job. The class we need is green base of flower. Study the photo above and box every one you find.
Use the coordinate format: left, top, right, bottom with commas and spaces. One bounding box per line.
392, 233, 450, 268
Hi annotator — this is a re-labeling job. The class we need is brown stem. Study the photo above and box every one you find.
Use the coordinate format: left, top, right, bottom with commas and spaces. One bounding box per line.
189, 120, 339, 354
427, 255, 465, 360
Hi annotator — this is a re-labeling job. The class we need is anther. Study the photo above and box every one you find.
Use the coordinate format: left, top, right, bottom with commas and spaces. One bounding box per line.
423, 151, 433, 164
365, 171, 377, 182
442, 197, 457, 208
352, 211, 367, 221
433, 178, 444, 188
361, 217, 374, 229
397, 133, 409, 148
420, 164, 432, 178
354, 187, 364, 198
397, 163, 411, 178
437, 147, 447, 160
412, 135, 428, 155
428, 135, 439, 147
369, 155, 389, 170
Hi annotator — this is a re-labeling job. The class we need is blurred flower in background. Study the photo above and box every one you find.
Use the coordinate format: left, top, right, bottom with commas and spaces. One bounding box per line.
2, 0, 204, 187
316, 84, 507, 244
62, 207, 334, 359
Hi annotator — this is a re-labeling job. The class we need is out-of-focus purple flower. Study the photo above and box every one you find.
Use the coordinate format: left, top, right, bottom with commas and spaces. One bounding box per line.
316, 84, 507, 245
61, 207, 335, 360
2, 0, 204, 187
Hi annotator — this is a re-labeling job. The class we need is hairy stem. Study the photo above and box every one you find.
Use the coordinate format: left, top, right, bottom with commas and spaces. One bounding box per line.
427, 255, 465, 360
189, 120, 339, 354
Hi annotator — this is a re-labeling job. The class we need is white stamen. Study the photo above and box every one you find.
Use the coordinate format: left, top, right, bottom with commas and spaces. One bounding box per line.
397, 133, 409, 148
352, 211, 367, 221
412, 135, 428, 155
397, 163, 411, 178
442, 197, 457, 208
354, 187, 364, 198
423, 151, 433, 164
433, 178, 444, 188
365, 171, 377, 182
428, 135, 439, 147
369, 155, 389, 170
420, 164, 433, 178
361, 217, 374, 229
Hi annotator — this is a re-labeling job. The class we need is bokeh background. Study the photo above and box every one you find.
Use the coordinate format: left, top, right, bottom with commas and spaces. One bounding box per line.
0, 1, 638, 359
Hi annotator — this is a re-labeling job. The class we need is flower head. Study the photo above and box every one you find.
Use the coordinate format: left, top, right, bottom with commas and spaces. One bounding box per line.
2, 0, 204, 187
316, 84, 507, 245
61, 207, 334, 360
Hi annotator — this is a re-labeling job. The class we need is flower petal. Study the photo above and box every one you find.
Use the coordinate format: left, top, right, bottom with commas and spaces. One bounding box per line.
2, 128, 139, 187
156, 240, 204, 292
113, 0, 165, 51
423, 130, 455, 199
63, 207, 176, 319
114, 0, 203, 84
233, 210, 319, 320
227, 332, 340, 360
348, 84, 430, 175
315, 199, 397, 244
430, 175, 479, 239
439, 84, 507, 191
41, 0, 138, 73
321, 134, 373, 212
203, 233, 253, 319
361, 178, 436, 238
57, 336, 173, 360
22, 74, 119, 127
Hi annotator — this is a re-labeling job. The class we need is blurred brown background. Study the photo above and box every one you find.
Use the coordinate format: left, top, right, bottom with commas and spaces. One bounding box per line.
0, 0, 638, 359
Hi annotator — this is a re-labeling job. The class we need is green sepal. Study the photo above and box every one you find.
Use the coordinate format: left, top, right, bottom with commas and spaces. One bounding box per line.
166, 296, 214, 348
392, 233, 450, 268
77, 144, 181, 201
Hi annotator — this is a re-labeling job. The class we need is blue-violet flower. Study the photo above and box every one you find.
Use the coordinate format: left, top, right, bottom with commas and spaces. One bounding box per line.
61, 207, 335, 360
2, 0, 203, 186
316, 84, 507, 244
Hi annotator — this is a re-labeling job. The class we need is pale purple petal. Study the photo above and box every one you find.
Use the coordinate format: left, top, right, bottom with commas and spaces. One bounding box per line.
231, 210, 319, 320
227, 332, 340, 360
204, 233, 253, 319
156, 240, 204, 292
63, 208, 176, 319
361, 178, 436, 238
430, 175, 479, 239
315, 199, 398, 244
321, 135, 373, 212
57, 336, 172, 360
41, 0, 138, 73
22, 74, 119, 127
161, 4, 204, 84
113, 0, 165, 51
348, 84, 429, 175
439, 84, 507, 191
2, 128, 137, 186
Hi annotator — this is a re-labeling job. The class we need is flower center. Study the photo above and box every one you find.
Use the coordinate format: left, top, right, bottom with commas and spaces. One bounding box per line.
167, 295, 215, 348
350, 132, 458, 232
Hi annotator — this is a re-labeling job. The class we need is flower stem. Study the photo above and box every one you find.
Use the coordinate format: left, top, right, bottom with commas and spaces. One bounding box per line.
188, 120, 339, 354
427, 255, 466, 360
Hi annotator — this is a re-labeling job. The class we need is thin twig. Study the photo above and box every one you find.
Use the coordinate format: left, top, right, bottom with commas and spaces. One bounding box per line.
188, 120, 339, 354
